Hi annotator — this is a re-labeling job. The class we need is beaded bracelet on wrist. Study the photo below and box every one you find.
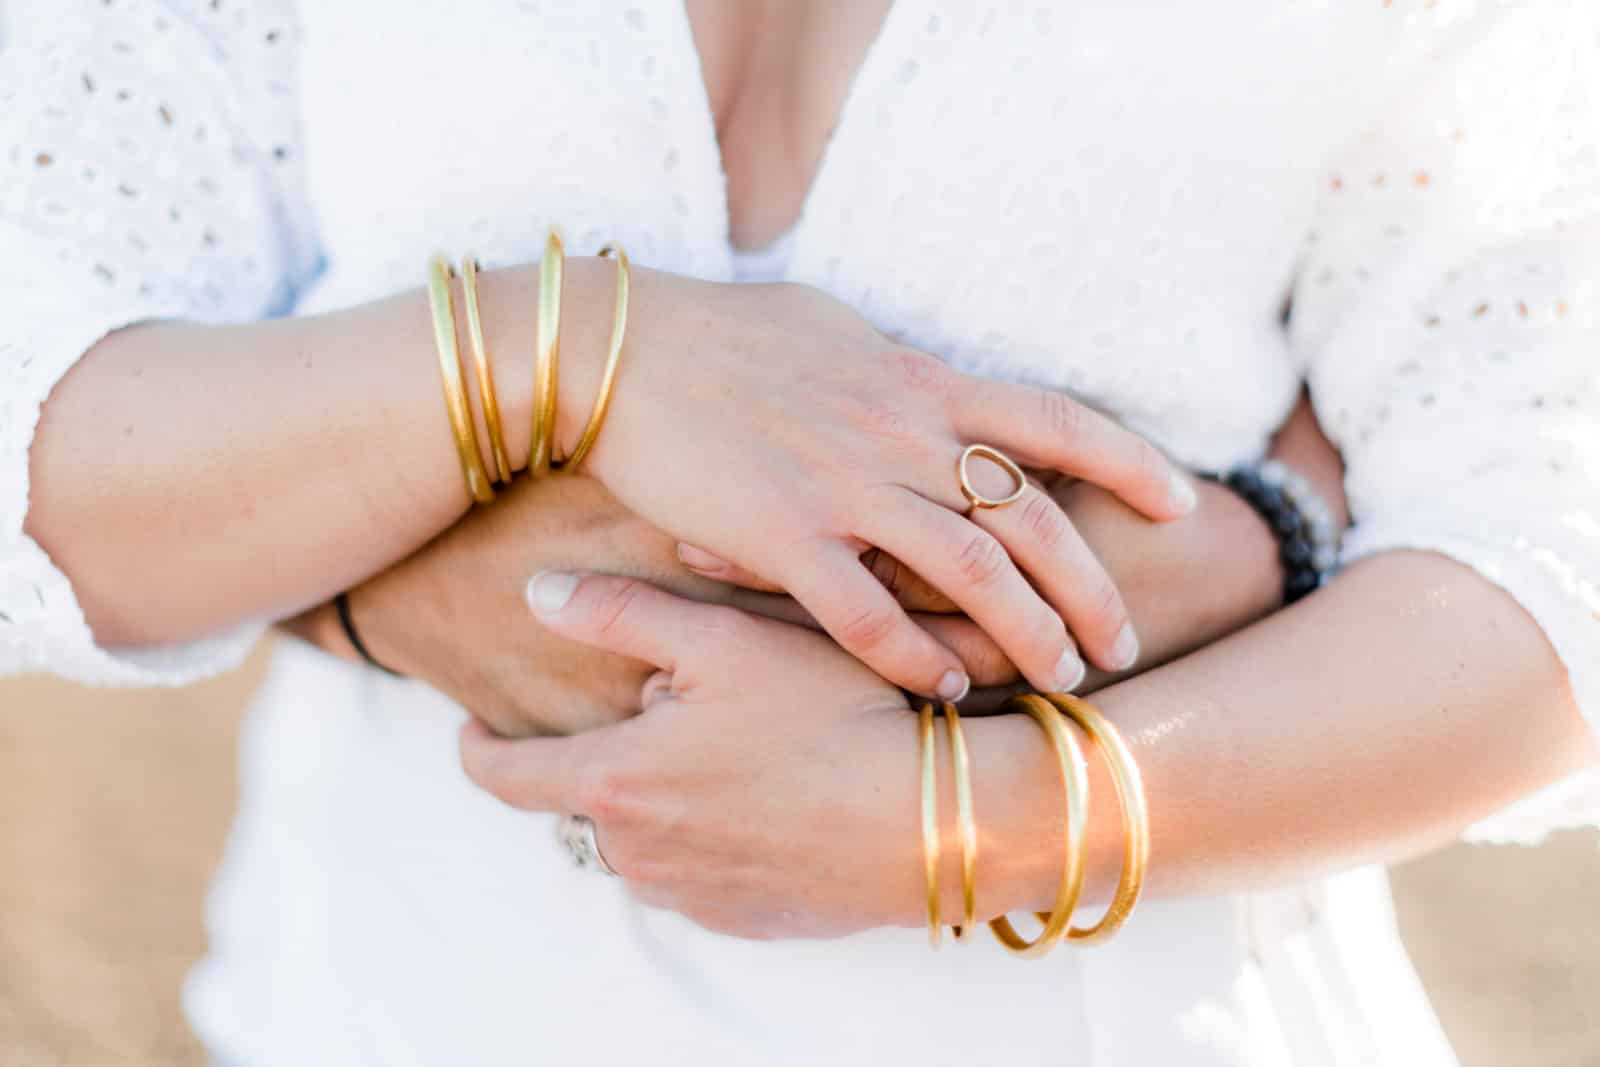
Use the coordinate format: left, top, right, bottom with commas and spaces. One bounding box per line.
1208, 460, 1341, 604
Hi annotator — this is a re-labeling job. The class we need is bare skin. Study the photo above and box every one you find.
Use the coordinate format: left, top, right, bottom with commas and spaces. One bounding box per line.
24, 0, 1591, 943
288, 396, 1336, 739
460, 554, 1594, 941
434, 1, 1595, 940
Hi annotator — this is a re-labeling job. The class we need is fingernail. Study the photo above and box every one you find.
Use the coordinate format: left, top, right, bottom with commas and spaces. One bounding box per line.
1110, 623, 1140, 671
937, 670, 970, 703
1169, 472, 1198, 515
676, 543, 722, 571
525, 571, 579, 616
1054, 649, 1087, 693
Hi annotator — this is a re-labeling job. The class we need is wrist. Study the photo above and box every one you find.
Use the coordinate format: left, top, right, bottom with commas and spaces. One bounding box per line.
953, 711, 1124, 923
469, 255, 629, 475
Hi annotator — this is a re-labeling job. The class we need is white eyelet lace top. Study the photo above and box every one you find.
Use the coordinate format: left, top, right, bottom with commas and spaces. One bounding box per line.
2, 3, 1597, 1064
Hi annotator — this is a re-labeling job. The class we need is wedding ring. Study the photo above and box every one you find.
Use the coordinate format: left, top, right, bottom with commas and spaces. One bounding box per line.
557, 814, 619, 877
958, 444, 1027, 511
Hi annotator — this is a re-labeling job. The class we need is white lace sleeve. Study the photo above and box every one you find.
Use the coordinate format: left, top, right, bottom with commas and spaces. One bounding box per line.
1292, 3, 1600, 844
0, 0, 318, 686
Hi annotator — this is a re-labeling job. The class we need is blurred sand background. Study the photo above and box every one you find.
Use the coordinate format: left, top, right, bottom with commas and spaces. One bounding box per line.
2, 641, 1597, 1066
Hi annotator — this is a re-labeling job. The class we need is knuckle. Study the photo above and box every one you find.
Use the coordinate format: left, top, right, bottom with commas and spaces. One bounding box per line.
1038, 389, 1085, 443
853, 398, 918, 446
956, 530, 1010, 589
590, 579, 646, 643
1018, 491, 1069, 551
885, 346, 951, 394
836, 601, 900, 650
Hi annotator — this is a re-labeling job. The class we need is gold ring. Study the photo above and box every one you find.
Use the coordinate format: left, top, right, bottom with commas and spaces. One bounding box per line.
958, 444, 1027, 510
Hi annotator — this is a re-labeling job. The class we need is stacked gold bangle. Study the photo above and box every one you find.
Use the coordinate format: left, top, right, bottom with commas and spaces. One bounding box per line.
426, 229, 631, 502
918, 691, 1149, 957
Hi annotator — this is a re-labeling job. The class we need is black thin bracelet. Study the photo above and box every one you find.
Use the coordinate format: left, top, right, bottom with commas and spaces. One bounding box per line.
334, 592, 401, 677
1205, 468, 1326, 605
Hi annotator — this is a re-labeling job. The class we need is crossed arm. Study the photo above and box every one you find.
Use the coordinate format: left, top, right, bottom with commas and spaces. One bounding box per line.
453, 532, 1593, 941
281, 384, 1597, 943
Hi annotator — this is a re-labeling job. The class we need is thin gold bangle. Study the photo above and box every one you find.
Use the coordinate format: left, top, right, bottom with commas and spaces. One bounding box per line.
943, 702, 979, 941
988, 694, 1089, 959
558, 242, 629, 472
919, 701, 942, 950
426, 254, 495, 504
460, 256, 513, 484
530, 230, 564, 476
1045, 694, 1150, 945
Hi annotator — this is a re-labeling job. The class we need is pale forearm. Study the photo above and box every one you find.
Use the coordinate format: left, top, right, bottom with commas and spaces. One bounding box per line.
968, 550, 1595, 918
26, 257, 620, 647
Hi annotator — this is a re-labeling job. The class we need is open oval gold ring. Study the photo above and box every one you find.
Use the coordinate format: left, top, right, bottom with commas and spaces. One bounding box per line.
957, 444, 1027, 511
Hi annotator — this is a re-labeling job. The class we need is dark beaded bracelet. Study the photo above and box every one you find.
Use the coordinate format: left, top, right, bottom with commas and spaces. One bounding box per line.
1207, 466, 1330, 605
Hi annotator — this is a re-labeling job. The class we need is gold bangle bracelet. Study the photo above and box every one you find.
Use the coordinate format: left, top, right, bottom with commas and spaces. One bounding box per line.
558, 242, 629, 472
460, 256, 513, 484
943, 702, 979, 941
988, 694, 1089, 959
919, 702, 943, 950
530, 230, 564, 476
1045, 694, 1150, 945
426, 254, 496, 504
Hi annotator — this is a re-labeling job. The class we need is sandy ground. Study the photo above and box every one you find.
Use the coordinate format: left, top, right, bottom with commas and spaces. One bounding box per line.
1, 642, 1597, 1065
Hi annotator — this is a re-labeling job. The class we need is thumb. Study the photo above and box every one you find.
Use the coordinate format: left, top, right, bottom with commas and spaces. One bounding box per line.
526, 571, 748, 677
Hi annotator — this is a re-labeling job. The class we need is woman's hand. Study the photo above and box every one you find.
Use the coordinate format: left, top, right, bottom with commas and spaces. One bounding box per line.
458, 571, 941, 940
675, 393, 1350, 699
303, 475, 1020, 739
554, 263, 1197, 699
330, 477, 696, 738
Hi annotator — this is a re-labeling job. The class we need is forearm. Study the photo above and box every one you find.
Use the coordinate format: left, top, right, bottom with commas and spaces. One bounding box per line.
964, 550, 1595, 919
26, 257, 622, 647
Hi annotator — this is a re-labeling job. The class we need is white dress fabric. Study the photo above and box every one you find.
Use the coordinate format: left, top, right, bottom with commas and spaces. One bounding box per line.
3, 1, 1599, 1063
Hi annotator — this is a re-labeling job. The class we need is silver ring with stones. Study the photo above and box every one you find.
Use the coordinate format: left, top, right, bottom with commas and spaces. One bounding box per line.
557, 814, 619, 877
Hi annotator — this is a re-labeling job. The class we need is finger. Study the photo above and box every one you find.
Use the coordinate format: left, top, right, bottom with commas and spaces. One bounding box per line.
780, 542, 971, 701
950, 381, 1197, 521
855, 489, 1083, 694
676, 543, 786, 592
969, 483, 1139, 672
459, 717, 600, 813
916, 615, 1021, 688
725, 593, 1020, 688
860, 549, 958, 613
524, 570, 741, 676
684, 543, 958, 614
